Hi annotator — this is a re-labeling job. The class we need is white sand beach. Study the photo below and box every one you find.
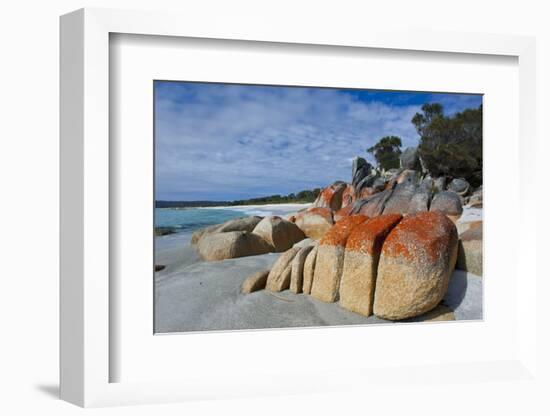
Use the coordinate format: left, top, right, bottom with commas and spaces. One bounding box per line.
203, 203, 312, 218
154, 207, 482, 333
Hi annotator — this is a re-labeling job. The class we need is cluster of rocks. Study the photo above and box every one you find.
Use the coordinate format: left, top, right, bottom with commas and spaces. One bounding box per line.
191, 151, 483, 321
312, 154, 481, 228
242, 211, 459, 320
192, 215, 306, 261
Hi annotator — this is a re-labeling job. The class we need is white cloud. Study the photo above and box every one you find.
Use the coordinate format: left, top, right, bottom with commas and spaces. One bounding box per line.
155, 84, 475, 201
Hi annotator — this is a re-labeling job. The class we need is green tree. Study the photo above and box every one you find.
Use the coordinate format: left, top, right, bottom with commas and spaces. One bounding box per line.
412, 103, 482, 186
367, 136, 402, 170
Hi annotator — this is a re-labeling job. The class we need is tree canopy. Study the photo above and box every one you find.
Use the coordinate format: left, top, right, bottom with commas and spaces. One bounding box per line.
412, 103, 482, 186
367, 136, 402, 171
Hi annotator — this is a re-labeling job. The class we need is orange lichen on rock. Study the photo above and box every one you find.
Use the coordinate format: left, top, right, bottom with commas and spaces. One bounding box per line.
319, 215, 369, 247
311, 215, 369, 303
341, 184, 356, 208
338, 214, 403, 316
381, 210, 457, 263
359, 187, 377, 199
300, 207, 333, 223
345, 214, 403, 255
314, 182, 347, 211
293, 207, 334, 240
373, 210, 459, 320
333, 205, 353, 222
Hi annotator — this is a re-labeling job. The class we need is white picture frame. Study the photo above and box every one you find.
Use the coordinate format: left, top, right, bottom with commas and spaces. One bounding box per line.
60, 7, 538, 408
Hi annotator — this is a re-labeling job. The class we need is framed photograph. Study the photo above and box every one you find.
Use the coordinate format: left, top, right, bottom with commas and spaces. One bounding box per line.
60, 8, 538, 408
152, 80, 483, 334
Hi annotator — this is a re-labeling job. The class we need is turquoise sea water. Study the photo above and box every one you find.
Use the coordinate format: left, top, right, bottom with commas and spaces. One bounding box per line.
155, 204, 310, 234
155, 208, 246, 233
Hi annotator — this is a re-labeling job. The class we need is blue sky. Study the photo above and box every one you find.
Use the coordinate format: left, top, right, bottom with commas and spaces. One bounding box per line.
155, 81, 482, 201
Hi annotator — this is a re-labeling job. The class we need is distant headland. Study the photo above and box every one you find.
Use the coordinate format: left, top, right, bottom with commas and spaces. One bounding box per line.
155, 188, 322, 208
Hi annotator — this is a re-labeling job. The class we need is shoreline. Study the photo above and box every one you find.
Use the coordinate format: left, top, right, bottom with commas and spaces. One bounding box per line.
202, 202, 311, 215
155, 202, 312, 235
157, 202, 312, 211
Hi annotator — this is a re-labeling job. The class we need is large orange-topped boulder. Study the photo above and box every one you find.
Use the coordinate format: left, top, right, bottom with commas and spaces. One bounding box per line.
339, 214, 403, 316
310, 215, 369, 303
294, 207, 334, 240
313, 181, 347, 211
373, 210, 458, 320
252, 216, 305, 252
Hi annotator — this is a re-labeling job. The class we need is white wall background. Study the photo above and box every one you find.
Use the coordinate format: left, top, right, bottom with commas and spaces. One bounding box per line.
0, 0, 548, 414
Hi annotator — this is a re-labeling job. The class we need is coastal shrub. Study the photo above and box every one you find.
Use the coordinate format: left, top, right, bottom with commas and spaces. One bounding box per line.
366, 136, 402, 171
412, 103, 482, 187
